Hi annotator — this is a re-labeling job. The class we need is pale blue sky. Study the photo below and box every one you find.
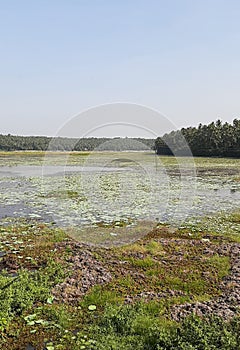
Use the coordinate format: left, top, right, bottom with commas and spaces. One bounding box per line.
1, 0, 240, 137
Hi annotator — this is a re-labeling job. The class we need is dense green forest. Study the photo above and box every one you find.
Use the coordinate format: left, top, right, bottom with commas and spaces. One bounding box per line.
155, 119, 240, 157
1, 118, 240, 156
0, 135, 155, 151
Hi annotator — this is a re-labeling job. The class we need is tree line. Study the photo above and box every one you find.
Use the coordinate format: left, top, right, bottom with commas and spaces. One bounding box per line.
0, 134, 155, 152
155, 119, 240, 157
2, 118, 239, 156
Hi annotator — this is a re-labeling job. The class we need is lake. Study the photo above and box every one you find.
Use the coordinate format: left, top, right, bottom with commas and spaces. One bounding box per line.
0, 152, 239, 231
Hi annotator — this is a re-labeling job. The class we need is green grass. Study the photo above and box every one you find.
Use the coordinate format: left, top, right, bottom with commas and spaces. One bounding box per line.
206, 255, 231, 279
127, 256, 157, 268
0, 150, 90, 166
0, 207, 239, 349
40, 189, 85, 200
87, 303, 240, 350
81, 286, 121, 308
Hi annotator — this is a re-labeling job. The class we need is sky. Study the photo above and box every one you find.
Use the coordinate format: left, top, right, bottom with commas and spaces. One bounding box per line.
0, 0, 240, 137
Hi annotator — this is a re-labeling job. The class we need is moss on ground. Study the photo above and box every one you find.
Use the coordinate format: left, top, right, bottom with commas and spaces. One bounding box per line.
0, 211, 239, 349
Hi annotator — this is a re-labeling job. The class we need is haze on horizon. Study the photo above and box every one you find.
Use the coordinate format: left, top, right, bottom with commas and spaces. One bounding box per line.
0, 1, 240, 138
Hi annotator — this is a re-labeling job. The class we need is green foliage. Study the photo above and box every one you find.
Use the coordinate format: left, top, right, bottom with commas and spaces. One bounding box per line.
206, 255, 230, 279
0, 210, 239, 349
128, 256, 157, 268
155, 118, 240, 157
0, 260, 66, 322
82, 285, 121, 307
0, 134, 155, 151
89, 303, 240, 350
145, 241, 165, 256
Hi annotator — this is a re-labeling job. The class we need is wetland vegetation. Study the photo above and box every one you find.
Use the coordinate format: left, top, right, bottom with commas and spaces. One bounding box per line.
0, 150, 239, 349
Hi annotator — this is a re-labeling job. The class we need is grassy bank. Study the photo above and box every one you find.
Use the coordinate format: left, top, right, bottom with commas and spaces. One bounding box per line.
0, 211, 239, 349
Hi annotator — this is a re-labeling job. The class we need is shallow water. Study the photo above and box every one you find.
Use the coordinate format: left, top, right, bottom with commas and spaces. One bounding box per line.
0, 165, 126, 178
0, 153, 239, 226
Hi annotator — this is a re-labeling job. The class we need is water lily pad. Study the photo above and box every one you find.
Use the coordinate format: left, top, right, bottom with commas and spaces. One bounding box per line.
88, 305, 97, 311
